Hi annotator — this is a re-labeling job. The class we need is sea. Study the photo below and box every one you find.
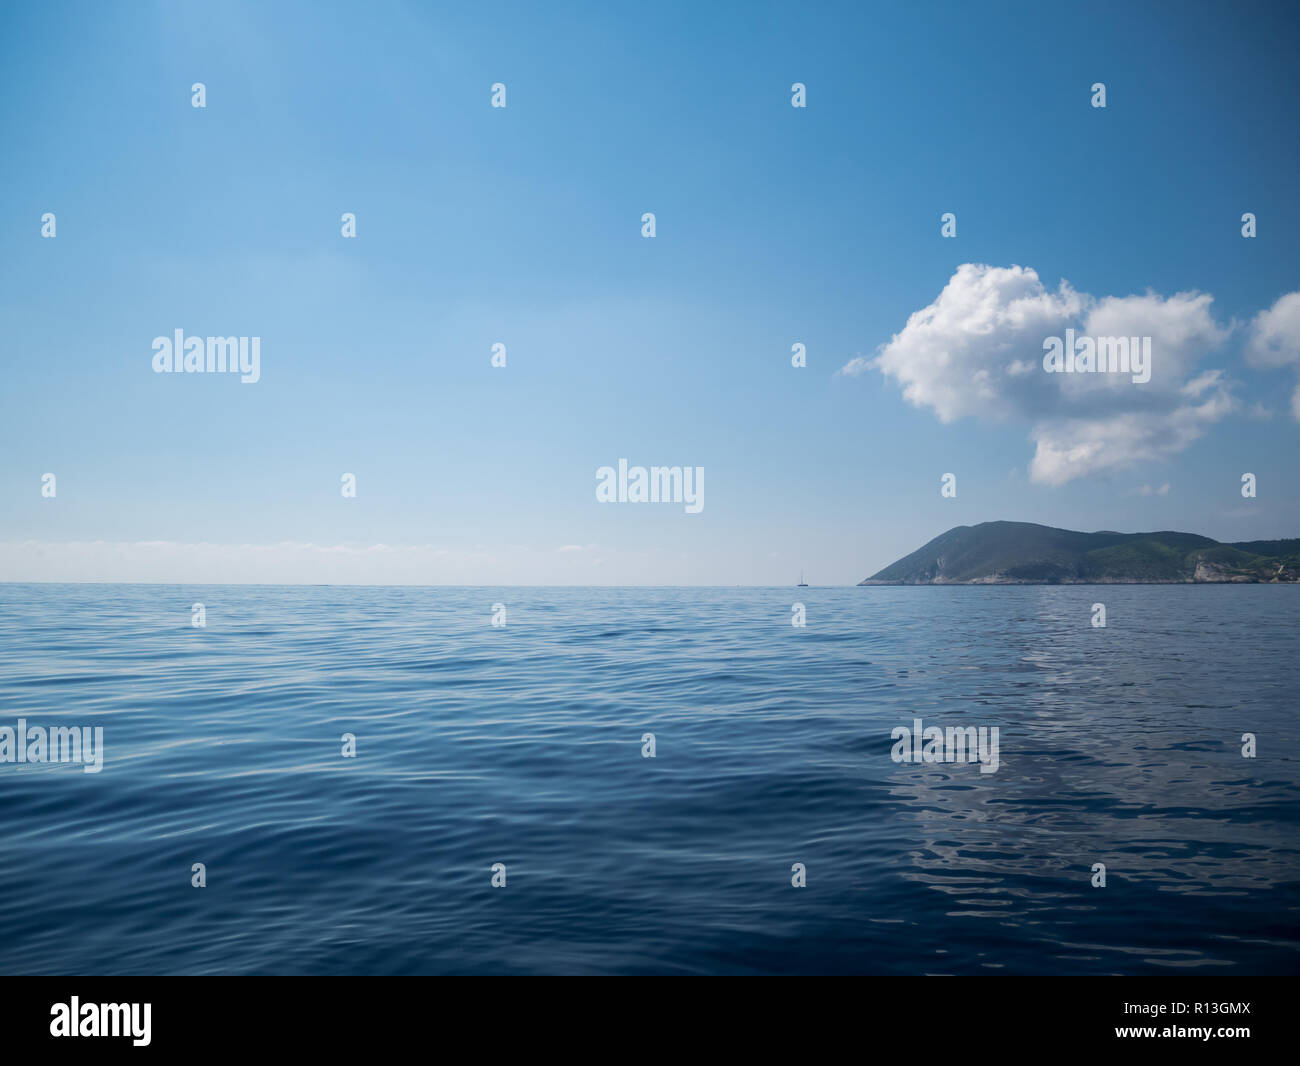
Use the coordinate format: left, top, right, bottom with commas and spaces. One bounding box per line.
0, 582, 1296, 975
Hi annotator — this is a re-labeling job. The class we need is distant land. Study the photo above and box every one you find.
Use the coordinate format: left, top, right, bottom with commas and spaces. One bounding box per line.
861, 522, 1300, 585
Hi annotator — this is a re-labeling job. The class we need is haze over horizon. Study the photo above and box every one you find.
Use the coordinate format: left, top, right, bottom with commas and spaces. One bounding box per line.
3, 0, 1299, 585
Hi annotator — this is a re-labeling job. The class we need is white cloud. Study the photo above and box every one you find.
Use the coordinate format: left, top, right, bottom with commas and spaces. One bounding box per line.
846, 263, 1236, 485
1246, 290, 1300, 420
841, 263, 1087, 422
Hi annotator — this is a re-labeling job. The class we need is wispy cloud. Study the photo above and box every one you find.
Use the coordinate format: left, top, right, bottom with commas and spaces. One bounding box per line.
0, 540, 661, 586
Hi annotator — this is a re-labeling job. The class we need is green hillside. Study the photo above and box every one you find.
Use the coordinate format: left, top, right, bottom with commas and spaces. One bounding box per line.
861, 522, 1300, 585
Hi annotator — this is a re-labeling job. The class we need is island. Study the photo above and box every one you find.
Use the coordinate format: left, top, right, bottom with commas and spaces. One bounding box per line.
860, 521, 1300, 585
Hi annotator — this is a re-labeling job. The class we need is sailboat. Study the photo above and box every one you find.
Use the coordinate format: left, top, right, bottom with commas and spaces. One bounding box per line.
797, 571, 809, 587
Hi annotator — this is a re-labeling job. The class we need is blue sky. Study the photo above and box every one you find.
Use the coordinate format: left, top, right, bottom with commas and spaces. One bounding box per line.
2, 0, 1298, 584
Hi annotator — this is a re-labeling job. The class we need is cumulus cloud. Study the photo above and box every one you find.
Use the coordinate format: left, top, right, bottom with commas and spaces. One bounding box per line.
1246, 290, 1300, 420
841, 264, 1087, 422
844, 264, 1236, 485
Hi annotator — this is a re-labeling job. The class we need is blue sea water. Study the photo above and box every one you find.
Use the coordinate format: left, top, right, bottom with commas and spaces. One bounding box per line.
0, 582, 1296, 976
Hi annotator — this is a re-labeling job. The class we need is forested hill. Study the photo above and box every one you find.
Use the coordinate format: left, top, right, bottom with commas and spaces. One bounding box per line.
861, 522, 1300, 584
